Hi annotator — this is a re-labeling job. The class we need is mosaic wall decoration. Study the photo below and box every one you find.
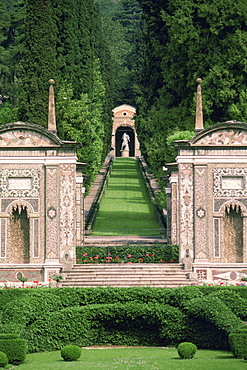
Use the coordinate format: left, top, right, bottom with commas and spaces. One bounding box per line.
45, 167, 58, 259
213, 168, 247, 197
0, 129, 55, 146
179, 164, 194, 255
60, 164, 75, 250
194, 166, 208, 259
0, 169, 40, 198
195, 129, 247, 146
0, 219, 6, 258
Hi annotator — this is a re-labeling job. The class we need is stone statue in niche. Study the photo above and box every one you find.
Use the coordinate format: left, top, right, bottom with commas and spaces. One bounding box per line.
121, 132, 130, 151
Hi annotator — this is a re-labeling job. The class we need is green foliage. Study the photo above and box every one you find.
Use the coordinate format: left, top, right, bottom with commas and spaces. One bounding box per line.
177, 342, 197, 359
0, 106, 18, 125
0, 286, 247, 353
24, 302, 187, 352
208, 290, 247, 320
61, 345, 82, 361
136, 0, 247, 181
183, 295, 246, 334
76, 245, 179, 264
0, 334, 19, 340
165, 130, 195, 163
229, 329, 247, 359
1, 291, 63, 327
0, 338, 27, 365
0, 351, 8, 368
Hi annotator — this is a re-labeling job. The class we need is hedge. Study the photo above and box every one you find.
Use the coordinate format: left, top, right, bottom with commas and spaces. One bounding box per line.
183, 295, 245, 334
24, 303, 187, 352
0, 286, 247, 352
76, 245, 179, 264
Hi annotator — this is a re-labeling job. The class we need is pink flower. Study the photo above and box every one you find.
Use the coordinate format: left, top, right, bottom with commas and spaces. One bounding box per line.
83, 253, 88, 257
146, 253, 149, 256
127, 254, 132, 258
94, 255, 99, 260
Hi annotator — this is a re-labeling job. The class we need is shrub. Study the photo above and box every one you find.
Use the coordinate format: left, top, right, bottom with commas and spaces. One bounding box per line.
177, 342, 197, 359
61, 345, 82, 361
76, 244, 179, 264
0, 351, 8, 368
0, 338, 27, 365
24, 303, 187, 352
229, 329, 247, 358
1, 292, 62, 327
183, 296, 245, 334
0, 334, 19, 340
208, 290, 247, 320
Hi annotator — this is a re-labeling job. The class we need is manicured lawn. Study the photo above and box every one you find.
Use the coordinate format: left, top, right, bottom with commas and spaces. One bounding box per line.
92, 158, 160, 236
12, 347, 246, 369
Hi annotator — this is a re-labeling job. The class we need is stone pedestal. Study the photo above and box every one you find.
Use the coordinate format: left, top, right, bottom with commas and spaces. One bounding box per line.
121, 149, 129, 158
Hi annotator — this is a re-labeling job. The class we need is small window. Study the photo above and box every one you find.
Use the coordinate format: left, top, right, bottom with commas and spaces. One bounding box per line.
122, 112, 127, 116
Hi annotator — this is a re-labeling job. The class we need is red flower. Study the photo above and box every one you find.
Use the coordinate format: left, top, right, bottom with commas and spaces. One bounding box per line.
163, 261, 167, 263
151, 254, 155, 257
94, 255, 99, 260
146, 253, 149, 256
139, 258, 143, 261
170, 259, 174, 262
108, 252, 111, 255
115, 256, 119, 261
83, 253, 88, 257
127, 254, 132, 258
159, 260, 163, 262
83, 260, 87, 263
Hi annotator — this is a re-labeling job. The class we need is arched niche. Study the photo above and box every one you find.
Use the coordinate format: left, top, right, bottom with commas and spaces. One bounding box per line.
218, 201, 247, 263
115, 126, 135, 157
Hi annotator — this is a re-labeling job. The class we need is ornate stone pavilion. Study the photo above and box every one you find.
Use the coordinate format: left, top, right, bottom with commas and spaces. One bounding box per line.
165, 79, 247, 283
0, 80, 85, 284
111, 104, 140, 157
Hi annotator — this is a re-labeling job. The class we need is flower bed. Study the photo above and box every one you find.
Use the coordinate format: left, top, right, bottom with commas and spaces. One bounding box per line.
76, 245, 179, 264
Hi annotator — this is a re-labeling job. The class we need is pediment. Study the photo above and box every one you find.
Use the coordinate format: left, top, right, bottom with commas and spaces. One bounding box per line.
191, 121, 247, 146
0, 122, 62, 147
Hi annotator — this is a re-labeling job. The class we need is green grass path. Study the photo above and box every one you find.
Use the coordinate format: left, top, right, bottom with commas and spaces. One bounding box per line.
92, 158, 160, 236
15, 348, 245, 370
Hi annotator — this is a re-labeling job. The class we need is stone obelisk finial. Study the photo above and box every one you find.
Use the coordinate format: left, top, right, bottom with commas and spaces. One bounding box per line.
48, 79, 57, 134
195, 78, 203, 133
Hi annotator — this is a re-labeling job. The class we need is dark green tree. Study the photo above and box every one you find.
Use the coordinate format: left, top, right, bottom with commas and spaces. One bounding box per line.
136, 0, 247, 179
17, 0, 57, 127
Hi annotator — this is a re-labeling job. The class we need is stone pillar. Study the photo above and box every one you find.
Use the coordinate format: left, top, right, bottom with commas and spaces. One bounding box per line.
179, 163, 194, 269
44, 165, 62, 282
59, 164, 76, 269
194, 166, 208, 262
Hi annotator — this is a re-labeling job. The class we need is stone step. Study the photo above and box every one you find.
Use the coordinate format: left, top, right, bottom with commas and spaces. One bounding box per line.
62, 263, 193, 288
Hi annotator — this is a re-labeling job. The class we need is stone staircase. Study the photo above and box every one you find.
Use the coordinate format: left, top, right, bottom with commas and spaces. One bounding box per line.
62, 263, 194, 288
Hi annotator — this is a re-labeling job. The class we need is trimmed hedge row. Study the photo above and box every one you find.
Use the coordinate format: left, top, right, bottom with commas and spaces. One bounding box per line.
0, 286, 247, 353
76, 245, 179, 264
24, 303, 187, 352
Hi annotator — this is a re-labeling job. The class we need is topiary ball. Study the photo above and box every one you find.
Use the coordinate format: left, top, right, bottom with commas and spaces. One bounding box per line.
177, 342, 197, 359
61, 345, 82, 361
0, 351, 8, 367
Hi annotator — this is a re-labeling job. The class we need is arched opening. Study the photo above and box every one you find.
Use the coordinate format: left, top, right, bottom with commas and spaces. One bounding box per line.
9, 205, 30, 263
223, 204, 243, 263
115, 126, 135, 157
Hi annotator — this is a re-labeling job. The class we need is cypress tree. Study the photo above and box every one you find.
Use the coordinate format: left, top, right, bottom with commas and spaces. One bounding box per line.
18, 0, 57, 126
